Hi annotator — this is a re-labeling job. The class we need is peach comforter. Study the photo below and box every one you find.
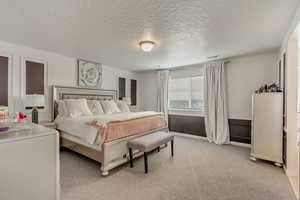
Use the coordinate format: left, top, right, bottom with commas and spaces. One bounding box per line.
89, 114, 167, 145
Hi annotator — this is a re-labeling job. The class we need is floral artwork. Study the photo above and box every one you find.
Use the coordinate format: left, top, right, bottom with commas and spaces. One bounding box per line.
78, 59, 102, 88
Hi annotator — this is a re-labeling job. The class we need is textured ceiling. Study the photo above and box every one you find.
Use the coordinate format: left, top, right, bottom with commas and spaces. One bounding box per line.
0, 0, 299, 71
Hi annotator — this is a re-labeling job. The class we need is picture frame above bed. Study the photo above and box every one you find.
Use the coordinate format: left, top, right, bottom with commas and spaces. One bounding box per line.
78, 59, 102, 89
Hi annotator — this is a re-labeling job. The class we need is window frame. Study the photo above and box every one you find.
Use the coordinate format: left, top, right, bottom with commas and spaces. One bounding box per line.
21, 57, 48, 112
0, 53, 13, 112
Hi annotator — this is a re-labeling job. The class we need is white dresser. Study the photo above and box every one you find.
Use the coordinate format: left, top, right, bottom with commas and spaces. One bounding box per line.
251, 93, 283, 166
0, 124, 60, 200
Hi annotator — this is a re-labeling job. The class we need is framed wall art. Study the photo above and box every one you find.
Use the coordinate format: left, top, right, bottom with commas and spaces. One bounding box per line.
78, 59, 102, 89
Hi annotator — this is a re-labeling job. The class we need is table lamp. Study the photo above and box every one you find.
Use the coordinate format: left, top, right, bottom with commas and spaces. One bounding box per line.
24, 95, 45, 124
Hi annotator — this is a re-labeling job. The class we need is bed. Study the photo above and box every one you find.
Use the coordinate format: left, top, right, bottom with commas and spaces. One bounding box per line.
52, 86, 168, 176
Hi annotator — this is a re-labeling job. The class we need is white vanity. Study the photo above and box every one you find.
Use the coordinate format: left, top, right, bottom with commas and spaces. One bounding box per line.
0, 124, 60, 200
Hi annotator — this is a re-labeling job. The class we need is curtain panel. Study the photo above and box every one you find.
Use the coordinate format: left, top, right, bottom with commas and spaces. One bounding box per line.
157, 70, 169, 123
204, 62, 230, 145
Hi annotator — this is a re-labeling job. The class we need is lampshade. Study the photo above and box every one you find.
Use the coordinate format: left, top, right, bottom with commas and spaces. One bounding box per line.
24, 95, 45, 108
0, 106, 8, 112
139, 41, 155, 52
122, 97, 131, 105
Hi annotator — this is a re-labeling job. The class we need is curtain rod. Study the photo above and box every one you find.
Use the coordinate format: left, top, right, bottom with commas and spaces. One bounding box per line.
166, 59, 231, 71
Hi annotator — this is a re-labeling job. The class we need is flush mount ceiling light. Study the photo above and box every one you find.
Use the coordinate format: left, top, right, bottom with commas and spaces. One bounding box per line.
139, 40, 155, 52
208, 55, 219, 59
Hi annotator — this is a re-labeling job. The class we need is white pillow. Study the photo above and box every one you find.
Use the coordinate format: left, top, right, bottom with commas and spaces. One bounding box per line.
64, 99, 92, 117
56, 100, 68, 117
116, 100, 131, 113
87, 100, 104, 115
101, 100, 121, 114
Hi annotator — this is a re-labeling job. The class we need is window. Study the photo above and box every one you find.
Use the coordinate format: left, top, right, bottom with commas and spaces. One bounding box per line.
21, 57, 48, 111
21, 58, 48, 96
0, 56, 8, 107
118, 77, 126, 100
131, 79, 137, 106
26, 60, 45, 95
168, 76, 205, 111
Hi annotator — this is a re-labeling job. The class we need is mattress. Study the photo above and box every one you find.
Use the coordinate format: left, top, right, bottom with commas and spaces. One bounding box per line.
55, 115, 100, 144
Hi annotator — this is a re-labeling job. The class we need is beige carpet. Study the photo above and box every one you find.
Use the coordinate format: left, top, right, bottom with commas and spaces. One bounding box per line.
61, 135, 295, 200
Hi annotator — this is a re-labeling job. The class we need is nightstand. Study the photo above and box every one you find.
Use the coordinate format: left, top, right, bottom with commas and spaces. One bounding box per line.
40, 121, 57, 129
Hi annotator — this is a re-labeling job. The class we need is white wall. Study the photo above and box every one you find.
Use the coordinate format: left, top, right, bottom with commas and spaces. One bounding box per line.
138, 50, 278, 120
226, 51, 277, 119
281, 5, 300, 52
0, 40, 140, 121
279, 5, 300, 199
138, 71, 158, 111
285, 36, 299, 199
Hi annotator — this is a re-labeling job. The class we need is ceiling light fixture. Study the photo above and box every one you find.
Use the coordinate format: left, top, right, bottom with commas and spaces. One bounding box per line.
139, 40, 155, 52
208, 55, 219, 59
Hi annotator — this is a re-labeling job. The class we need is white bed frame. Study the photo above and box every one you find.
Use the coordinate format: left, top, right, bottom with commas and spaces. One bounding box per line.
52, 86, 168, 176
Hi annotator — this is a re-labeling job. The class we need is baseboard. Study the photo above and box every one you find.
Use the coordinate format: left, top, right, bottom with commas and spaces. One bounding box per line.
283, 164, 287, 172
174, 132, 207, 140
174, 132, 250, 148
230, 141, 251, 148
284, 168, 300, 200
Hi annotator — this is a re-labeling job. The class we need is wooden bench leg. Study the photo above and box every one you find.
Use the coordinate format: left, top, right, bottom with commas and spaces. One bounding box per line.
129, 148, 133, 168
171, 139, 174, 157
144, 152, 148, 174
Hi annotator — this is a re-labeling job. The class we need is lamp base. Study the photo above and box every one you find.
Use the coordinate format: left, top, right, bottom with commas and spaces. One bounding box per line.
32, 108, 39, 124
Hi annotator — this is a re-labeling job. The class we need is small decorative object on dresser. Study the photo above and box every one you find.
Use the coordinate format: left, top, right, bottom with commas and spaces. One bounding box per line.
40, 121, 57, 129
0, 106, 8, 119
0, 111, 29, 133
78, 59, 102, 89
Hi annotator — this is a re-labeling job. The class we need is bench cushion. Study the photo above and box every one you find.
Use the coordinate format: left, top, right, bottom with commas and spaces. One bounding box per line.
128, 131, 174, 152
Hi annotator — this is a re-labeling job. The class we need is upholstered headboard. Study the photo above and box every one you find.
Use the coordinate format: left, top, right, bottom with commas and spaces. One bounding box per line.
52, 85, 117, 120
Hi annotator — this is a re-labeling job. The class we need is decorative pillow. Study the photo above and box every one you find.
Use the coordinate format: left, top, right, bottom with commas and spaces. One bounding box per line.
56, 100, 68, 117
101, 100, 121, 114
116, 100, 131, 113
87, 100, 104, 115
64, 99, 92, 117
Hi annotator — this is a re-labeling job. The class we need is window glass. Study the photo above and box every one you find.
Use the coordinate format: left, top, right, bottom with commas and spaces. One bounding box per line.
131, 79, 137, 106
168, 76, 204, 111
0, 56, 8, 107
26, 61, 44, 95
